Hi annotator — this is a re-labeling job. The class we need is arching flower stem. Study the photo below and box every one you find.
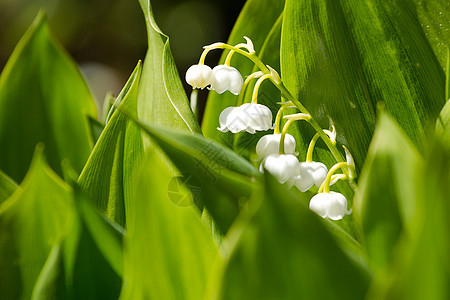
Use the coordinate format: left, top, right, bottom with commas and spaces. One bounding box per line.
204, 41, 350, 179
273, 102, 295, 134
237, 71, 263, 106
279, 113, 311, 154
318, 162, 350, 193
251, 74, 272, 104
306, 133, 320, 163
306, 129, 335, 162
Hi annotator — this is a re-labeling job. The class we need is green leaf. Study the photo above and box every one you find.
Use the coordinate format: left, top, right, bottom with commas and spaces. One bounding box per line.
436, 49, 450, 150
0, 13, 97, 182
120, 150, 219, 300
436, 99, 450, 150
30, 244, 65, 300
138, 0, 200, 133
212, 173, 371, 299
202, 0, 285, 145
413, 0, 450, 69
366, 139, 450, 299
62, 184, 123, 300
0, 169, 17, 204
0, 146, 73, 300
354, 113, 422, 273
135, 121, 258, 234
78, 62, 143, 227
281, 0, 445, 172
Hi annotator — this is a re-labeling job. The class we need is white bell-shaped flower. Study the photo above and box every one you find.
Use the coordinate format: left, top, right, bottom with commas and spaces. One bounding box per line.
260, 154, 300, 184
185, 64, 214, 89
218, 103, 273, 134
209, 65, 244, 95
255, 133, 297, 161
293, 162, 328, 192
309, 192, 352, 220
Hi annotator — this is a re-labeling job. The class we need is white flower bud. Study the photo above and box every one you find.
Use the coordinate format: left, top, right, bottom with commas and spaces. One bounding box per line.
255, 133, 297, 161
218, 103, 273, 134
260, 154, 300, 184
209, 65, 244, 95
185, 64, 213, 89
294, 162, 328, 192
309, 192, 352, 220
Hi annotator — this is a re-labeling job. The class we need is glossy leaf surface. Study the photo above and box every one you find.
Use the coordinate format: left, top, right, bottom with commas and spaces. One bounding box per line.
0, 13, 97, 182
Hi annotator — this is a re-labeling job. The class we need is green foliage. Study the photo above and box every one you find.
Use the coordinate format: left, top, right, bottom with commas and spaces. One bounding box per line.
78, 62, 143, 227
138, 0, 201, 133
120, 150, 219, 299
211, 173, 371, 299
0, 0, 448, 299
0, 13, 97, 182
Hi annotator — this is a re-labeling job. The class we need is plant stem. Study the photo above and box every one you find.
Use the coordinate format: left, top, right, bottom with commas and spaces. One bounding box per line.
208, 43, 350, 179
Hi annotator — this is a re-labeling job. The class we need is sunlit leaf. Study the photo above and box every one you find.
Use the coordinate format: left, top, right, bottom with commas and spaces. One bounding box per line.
413, 0, 450, 68
62, 184, 123, 300
365, 139, 450, 300
120, 150, 219, 300
135, 121, 258, 234
78, 62, 143, 227
0, 146, 73, 300
138, 0, 200, 133
0, 170, 17, 204
354, 113, 422, 272
0, 13, 97, 182
202, 0, 285, 145
212, 173, 371, 299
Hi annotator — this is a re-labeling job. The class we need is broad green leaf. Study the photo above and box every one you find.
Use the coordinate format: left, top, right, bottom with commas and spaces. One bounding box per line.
413, 0, 450, 69
281, 0, 445, 173
78, 62, 143, 227
202, 0, 285, 145
354, 113, 422, 273
436, 99, 450, 150
436, 50, 450, 150
135, 121, 258, 234
0, 169, 17, 204
62, 184, 123, 300
366, 140, 450, 300
30, 244, 65, 300
0, 146, 73, 300
138, 0, 200, 133
87, 116, 105, 145
213, 173, 371, 299
0, 13, 97, 182
120, 150, 219, 300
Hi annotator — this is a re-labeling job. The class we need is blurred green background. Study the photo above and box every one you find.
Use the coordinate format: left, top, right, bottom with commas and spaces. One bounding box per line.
0, 0, 246, 117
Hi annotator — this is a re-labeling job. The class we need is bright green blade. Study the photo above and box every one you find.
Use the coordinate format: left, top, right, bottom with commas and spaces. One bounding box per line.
78, 62, 143, 227
202, 0, 285, 145
0, 13, 97, 182
30, 244, 65, 300
212, 173, 371, 299
365, 140, 450, 300
134, 121, 258, 234
413, 0, 450, 69
281, 0, 444, 172
354, 113, 422, 273
0, 146, 73, 300
0, 170, 17, 204
61, 184, 123, 300
137, 0, 200, 133
120, 150, 219, 300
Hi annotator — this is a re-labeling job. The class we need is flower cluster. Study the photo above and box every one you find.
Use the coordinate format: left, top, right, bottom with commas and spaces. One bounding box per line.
186, 37, 356, 221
